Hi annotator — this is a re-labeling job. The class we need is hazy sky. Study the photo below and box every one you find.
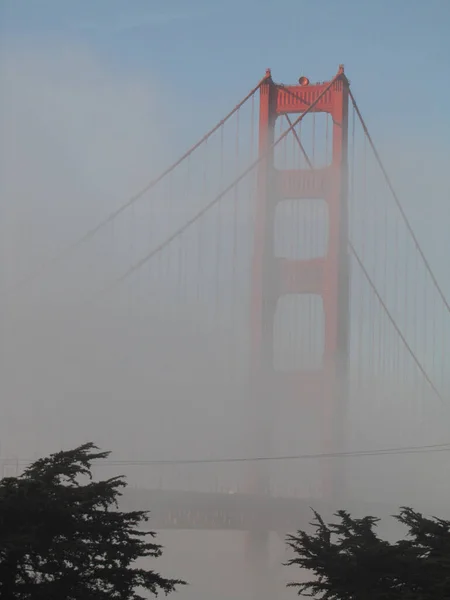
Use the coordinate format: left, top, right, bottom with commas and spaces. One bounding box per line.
1, 0, 449, 493
0, 5, 449, 598
1, 0, 450, 138
1, 0, 448, 280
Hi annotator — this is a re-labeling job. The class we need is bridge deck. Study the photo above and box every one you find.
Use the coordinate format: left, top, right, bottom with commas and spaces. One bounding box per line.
120, 488, 431, 532
121, 488, 329, 531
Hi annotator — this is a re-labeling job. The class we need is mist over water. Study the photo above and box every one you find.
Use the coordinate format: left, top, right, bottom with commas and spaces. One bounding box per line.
1, 33, 450, 600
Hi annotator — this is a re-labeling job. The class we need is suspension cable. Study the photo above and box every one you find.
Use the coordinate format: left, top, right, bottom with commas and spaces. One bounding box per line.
284, 103, 444, 403
284, 114, 313, 168
7, 78, 267, 297
348, 240, 443, 402
99, 72, 343, 295
280, 86, 445, 403
349, 90, 450, 316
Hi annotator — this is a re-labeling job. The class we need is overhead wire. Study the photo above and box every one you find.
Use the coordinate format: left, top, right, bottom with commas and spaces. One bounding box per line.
2, 74, 448, 492
9, 441, 450, 469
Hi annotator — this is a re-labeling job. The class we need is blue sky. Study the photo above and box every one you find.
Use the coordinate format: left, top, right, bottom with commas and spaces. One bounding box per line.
1, 0, 449, 135
0, 0, 449, 286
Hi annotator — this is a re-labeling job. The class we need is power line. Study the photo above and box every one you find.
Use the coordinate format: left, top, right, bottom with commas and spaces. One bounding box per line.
11, 442, 450, 468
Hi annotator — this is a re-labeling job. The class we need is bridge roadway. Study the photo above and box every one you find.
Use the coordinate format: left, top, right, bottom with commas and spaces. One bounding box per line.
120, 487, 429, 532
121, 488, 329, 531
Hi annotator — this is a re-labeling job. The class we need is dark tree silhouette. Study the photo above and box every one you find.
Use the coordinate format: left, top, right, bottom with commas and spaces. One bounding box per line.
0, 443, 185, 599
285, 507, 450, 599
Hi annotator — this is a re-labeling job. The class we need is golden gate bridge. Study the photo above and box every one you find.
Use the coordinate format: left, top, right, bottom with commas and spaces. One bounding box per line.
2, 66, 450, 591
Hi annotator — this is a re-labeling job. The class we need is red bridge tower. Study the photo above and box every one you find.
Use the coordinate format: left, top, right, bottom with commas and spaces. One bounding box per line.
247, 66, 350, 596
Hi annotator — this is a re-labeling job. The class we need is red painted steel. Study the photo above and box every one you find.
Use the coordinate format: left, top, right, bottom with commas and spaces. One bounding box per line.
250, 66, 350, 500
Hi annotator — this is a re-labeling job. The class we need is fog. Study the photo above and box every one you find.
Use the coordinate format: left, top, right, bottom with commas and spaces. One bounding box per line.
1, 37, 450, 600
